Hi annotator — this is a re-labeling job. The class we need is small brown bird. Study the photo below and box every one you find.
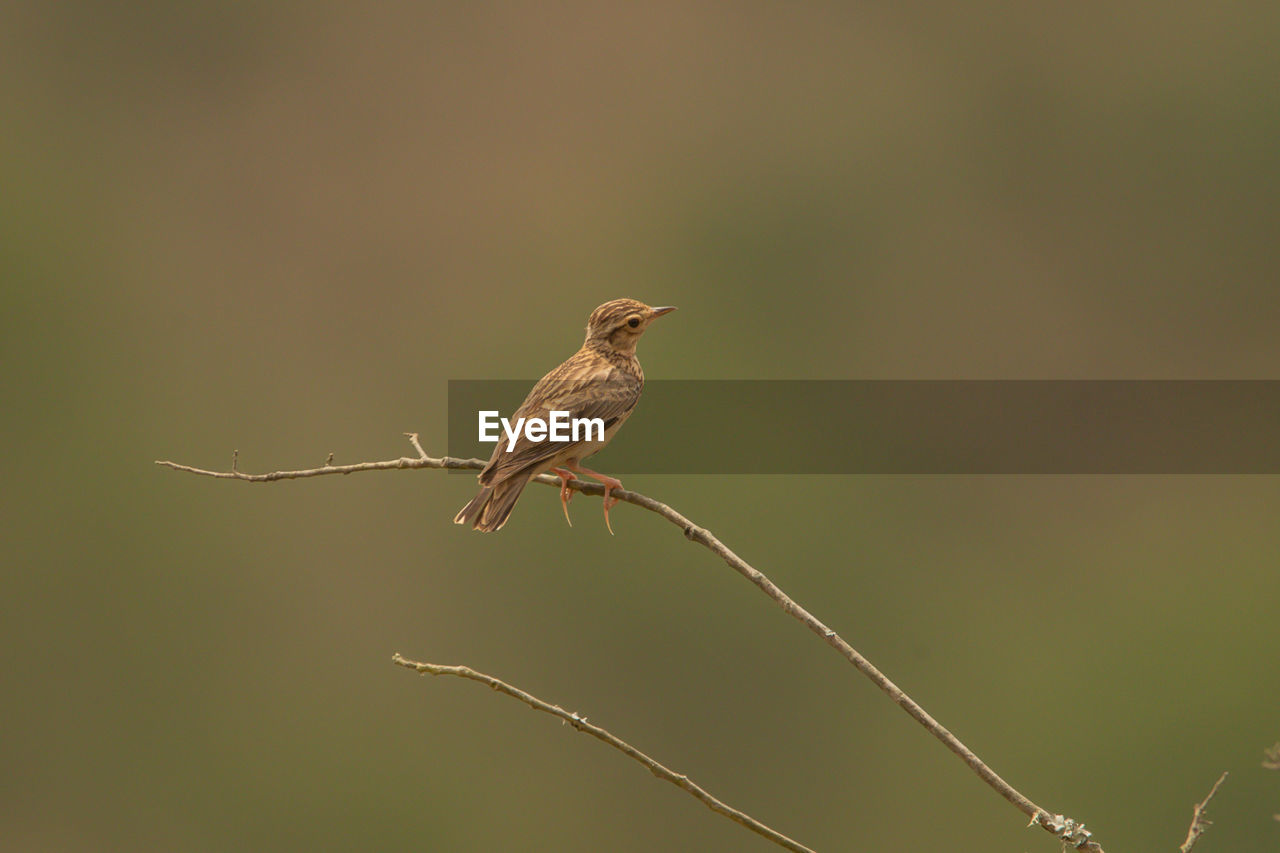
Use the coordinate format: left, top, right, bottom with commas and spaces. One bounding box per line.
454, 298, 675, 533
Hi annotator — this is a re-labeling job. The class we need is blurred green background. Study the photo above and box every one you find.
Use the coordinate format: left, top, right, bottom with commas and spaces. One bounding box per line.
4, 3, 1279, 851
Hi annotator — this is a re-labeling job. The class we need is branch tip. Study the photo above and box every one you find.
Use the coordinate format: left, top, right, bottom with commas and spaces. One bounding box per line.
1179, 771, 1228, 853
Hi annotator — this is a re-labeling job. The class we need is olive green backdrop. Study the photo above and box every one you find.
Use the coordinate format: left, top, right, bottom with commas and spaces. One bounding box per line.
4, 3, 1279, 851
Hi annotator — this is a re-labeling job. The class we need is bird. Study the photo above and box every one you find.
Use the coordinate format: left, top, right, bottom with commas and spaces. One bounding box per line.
454, 298, 675, 533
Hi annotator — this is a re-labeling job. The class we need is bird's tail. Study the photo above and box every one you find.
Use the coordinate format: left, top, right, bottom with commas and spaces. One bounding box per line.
453, 474, 532, 532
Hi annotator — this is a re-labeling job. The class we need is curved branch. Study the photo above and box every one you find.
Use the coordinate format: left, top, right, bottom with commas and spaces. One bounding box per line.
391, 654, 814, 853
157, 434, 1104, 852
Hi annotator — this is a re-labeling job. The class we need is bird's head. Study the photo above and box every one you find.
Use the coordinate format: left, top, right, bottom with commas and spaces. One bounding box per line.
584, 299, 676, 354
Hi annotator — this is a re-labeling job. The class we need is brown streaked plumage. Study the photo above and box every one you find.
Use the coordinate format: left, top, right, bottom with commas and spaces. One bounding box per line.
454, 298, 675, 533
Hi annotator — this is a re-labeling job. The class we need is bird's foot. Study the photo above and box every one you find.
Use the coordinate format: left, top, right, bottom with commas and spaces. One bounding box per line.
552, 467, 576, 527
566, 462, 624, 535
600, 479, 624, 536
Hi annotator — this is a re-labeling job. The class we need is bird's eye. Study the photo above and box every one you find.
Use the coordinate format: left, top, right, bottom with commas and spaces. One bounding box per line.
627, 316, 641, 328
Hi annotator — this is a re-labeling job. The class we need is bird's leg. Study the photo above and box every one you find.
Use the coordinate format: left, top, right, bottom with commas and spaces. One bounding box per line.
566, 461, 624, 535
552, 467, 576, 527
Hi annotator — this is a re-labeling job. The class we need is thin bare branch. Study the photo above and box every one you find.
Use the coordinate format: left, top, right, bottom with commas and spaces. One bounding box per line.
1179, 771, 1228, 853
155, 434, 477, 481
157, 435, 1104, 851
391, 654, 814, 853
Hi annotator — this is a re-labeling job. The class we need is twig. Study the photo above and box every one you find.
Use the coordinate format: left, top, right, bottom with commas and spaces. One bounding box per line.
1262, 742, 1280, 771
1264, 743, 1280, 822
157, 435, 1104, 851
1179, 771, 1227, 853
391, 654, 814, 853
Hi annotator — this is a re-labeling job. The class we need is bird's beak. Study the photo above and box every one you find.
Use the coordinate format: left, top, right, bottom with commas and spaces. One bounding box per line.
650, 306, 677, 318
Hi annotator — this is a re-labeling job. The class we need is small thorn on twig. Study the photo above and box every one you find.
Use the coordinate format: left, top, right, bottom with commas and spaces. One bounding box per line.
232, 450, 239, 472
404, 432, 428, 461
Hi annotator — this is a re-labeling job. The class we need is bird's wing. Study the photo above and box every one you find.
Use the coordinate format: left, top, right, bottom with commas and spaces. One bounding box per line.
478, 355, 641, 485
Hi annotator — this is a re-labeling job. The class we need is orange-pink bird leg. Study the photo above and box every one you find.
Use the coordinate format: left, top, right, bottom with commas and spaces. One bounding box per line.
552, 467, 576, 527
566, 461, 624, 535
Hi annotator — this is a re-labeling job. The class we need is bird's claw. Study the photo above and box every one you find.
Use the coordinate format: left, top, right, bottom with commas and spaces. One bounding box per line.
602, 486, 620, 536
561, 463, 623, 535
553, 468, 575, 528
